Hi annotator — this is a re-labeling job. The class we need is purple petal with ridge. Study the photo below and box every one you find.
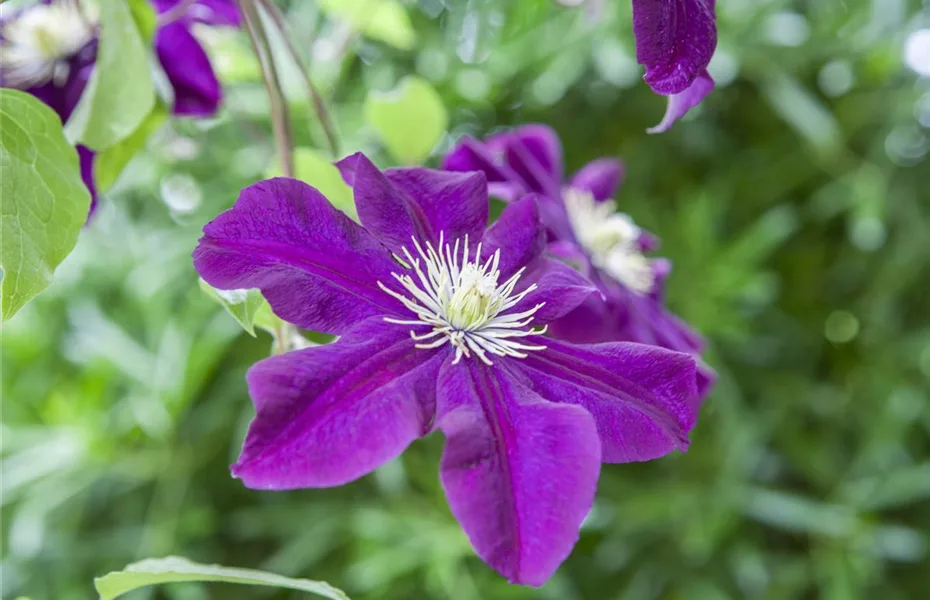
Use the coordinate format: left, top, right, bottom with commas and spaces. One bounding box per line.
155, 22, 221, 116
517, 337, 699, 463
515, 257, 599, 325
569, 158, 625, 201
647, 69, 715, 134
500, 124, 564, 197
480, 196, 545, 279
233, 318, 445, 489
336, 153, 488, 253
436, 359, 600, 586
633, 0, 716, 96
193, 177, 404, 334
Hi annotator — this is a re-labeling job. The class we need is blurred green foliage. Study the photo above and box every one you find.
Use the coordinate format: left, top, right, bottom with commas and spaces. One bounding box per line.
2, 0, 929, 599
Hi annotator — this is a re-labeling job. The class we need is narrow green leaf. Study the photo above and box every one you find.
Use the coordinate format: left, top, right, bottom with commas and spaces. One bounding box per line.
266, 147, 356, 219
364, 76, 448, 164
198, 279, 268, 337
0, 90, 92, 321
317, 0, 416, 50
94, 556, 350, 600
65, 0, 156, 150
94, 102, 168, 193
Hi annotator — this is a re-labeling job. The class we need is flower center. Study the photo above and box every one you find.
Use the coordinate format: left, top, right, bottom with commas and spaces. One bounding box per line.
563, 187, 655, 295
0, 2, 95, 89
379, 234, 547, 366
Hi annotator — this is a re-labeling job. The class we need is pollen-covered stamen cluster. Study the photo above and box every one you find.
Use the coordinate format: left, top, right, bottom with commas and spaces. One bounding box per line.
378, 234, 547, 366
563, 187, 655, 295
0, 2, 95, 89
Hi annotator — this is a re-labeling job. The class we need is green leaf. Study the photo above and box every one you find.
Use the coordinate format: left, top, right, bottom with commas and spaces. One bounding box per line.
65, 0, 156, 150
94, 102, 168, 194
127, 0, 158, 42
198, 279, 269, 337
364, 76, 448, 164
266, 147, 356, 219
94, 556, 350, 599
317, 0, 416, 50
0, 90, 92, 321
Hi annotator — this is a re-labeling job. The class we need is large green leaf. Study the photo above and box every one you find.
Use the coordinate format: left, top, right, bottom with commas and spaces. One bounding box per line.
94, 556, 351, 599
65, 0, 156, 150
317, 0, 416, 50
0, 90, 92, 321
266, 147, 356, 219
364, 76, 448, 164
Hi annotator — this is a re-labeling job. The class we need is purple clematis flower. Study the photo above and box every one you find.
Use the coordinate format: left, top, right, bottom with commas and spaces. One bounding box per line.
0, 0, 239, 212
193, 155, 701, 585
632, 0, 717, 132
443, 124, 715, 397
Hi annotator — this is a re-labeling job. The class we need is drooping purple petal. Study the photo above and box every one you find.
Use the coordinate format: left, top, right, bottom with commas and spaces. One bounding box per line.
569, 158, 625, 202
155, 21, 222, 116
517, 336, 699, 463
647, 69, 715, 134
233, 318, 444, 489
633, 0, 716, 96
193, 177, 404, 334
436, 358, 600, 586
336, 153, 488, 253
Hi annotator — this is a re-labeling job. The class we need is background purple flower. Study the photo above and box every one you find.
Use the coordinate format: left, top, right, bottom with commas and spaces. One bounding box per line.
153, 0, 240, 117
193, 156, 701, 585
443, 124, 715, 397
0, 0, 239, 212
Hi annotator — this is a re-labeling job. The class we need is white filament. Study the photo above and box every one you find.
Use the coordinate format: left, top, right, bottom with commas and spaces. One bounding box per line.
564, 187, 655, 295
0, 2, 94, 89
379, 234, 547, 366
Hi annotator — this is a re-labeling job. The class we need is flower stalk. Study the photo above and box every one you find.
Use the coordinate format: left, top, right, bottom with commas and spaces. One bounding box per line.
236, 0, 293, 178
257, 0, 340, 158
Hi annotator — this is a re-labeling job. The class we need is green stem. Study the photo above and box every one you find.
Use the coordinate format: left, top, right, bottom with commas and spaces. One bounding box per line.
257, 0, 341, 158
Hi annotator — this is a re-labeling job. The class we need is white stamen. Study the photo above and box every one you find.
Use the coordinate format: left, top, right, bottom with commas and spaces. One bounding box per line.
379, 234, 547, 366
0, 2, 95, 89
564, 187, 655, 295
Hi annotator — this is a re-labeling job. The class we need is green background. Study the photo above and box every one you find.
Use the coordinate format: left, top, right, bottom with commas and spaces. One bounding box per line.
2, 0, 929, 598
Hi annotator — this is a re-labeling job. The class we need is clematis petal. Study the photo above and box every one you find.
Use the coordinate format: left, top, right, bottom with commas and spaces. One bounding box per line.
78, 145, 98, 216
569, 158, 625, 202
233, 318, 444, 489
436, 359, 600, 586
514, 257, 599, 325
156, 22, 222, 116
517, 337, 699, 463
480, 195, 545, 279
441, 135, 510, 182
337, 153, 488, 253
193, 177, 403, 334
633, 0, 716, 96
647, 69, 715, 134
499, 125, 564, 197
